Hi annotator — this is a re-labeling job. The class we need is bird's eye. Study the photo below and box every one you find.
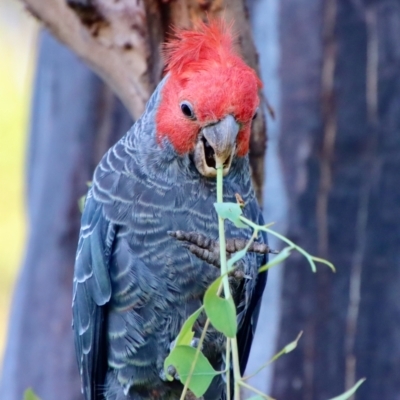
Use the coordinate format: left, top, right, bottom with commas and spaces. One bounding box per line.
252, 107, 259, 120
180, 101, 196, 119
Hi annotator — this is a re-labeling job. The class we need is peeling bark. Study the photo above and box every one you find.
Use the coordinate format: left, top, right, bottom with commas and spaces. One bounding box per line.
23, 0, 159, 119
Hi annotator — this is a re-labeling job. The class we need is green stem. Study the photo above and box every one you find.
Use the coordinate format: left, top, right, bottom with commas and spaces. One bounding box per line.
239, 380, 275, 400
216, 166, 231, 297
241, 348, 284, 382
263, 226, 316, 270
216, 165, 242, 399
239, 216, 335, 273
231, 337, 242, 400
243, 359, 273, 382
225, 338, 231, 400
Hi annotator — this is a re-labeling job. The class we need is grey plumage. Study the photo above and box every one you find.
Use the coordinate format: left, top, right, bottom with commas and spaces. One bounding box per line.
72, 76, 267, 400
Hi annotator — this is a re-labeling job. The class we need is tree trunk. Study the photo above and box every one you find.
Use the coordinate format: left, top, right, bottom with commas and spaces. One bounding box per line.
0, 31, 132, 400
272, 1, 400, 399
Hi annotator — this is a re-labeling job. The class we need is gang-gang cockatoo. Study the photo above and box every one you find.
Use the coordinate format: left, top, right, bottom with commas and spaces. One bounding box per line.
73, 19, 268, 400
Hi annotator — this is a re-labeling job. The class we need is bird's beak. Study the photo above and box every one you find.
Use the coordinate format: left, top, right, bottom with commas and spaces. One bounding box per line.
193, 114, 240, 178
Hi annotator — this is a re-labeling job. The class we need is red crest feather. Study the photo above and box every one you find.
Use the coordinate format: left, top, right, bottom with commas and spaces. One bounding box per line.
163, 20, 235, 75
156, 20, 262, 156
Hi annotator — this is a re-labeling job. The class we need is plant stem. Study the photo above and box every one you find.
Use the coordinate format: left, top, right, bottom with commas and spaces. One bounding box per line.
239, 216, 335, 272
231, 337, 241, 400
239, 380, 275, 400
216, 166, 243, 400
216, 166, 231, 298
226, 338, 231, 400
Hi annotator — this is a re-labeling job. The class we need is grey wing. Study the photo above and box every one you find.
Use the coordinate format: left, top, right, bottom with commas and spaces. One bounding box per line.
237, 238, 267, 374
72, 191, 115, 400
237, 207, 268, 375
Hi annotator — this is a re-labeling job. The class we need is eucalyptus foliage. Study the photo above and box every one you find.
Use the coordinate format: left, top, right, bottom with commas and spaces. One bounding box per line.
163, 166, 364, 400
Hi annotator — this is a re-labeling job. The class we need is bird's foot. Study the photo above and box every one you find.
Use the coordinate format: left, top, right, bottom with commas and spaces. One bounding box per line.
159, 367, 204, 399
160, 338, 203, 382
169, 231, 220, 267
168, 230, 277, 270
185, 391, 204, 400
159, 364, 180, 381
169, 337, 203, 352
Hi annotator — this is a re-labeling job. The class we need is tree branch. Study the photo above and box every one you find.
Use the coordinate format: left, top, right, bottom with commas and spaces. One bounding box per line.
23, 0, 163, 119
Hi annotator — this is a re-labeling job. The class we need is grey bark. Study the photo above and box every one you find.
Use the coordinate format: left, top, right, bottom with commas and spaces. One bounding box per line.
272, 1, 400, 399
0, 31, 132, 400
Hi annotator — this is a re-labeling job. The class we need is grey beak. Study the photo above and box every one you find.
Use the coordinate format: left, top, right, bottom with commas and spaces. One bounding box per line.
201, 114, 240, 168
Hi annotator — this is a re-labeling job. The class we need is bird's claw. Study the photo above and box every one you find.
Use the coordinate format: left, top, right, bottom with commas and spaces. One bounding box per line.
161, 337, 202, 382
169, 230, 220, 267
159, 365, 180, 381
229, 268, 245, 280
167, 365, 180, 380
190, 337, 203, 350
168, 336, 203, 352
160, 367, 204, 399
169, 338, 176, 352
168, 230, 277, 271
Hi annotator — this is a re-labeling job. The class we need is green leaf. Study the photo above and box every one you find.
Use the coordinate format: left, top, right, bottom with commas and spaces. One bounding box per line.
164, 345, 218, 397
204, 276, 237, 338
258, 246, 293, 273
312, 256, 336, 272
78, 182, 92, 213
175, 307, 204, 347
24, 389, 41, 400
270, 331, 303, 363
78, 195, 86, 213
327, 378, 366, 400
283, 331, 303, 353
214, 202, 247, 228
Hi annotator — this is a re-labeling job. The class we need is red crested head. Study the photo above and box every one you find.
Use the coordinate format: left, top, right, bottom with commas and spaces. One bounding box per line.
156, 20, 262, 177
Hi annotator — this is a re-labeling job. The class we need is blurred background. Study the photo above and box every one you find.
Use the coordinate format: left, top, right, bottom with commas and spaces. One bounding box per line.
1, 1, 399, 400
0, 0, 36, 367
